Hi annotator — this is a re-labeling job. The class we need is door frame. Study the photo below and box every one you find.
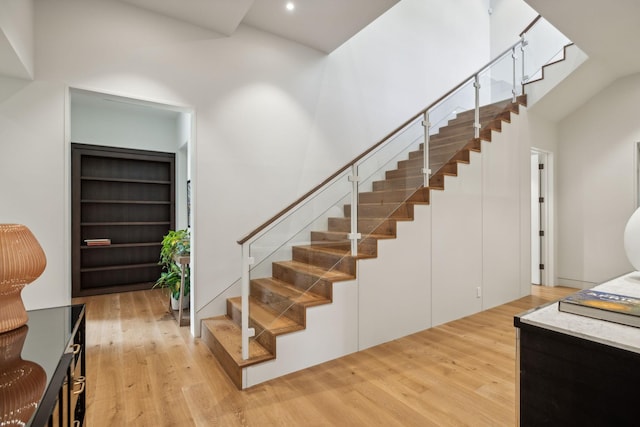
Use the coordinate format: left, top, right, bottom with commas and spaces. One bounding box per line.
531, 147, 554, 287
67, 87, 196, 330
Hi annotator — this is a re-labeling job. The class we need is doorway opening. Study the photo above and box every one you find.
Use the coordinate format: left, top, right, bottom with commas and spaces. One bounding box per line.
531, 148, 553, 286
69, 88, 194, 302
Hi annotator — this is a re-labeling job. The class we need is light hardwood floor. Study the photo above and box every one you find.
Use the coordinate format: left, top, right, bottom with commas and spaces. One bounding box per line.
72, 285, 576, 426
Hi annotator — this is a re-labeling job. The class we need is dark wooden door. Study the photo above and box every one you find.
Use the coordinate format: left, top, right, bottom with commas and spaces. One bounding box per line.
71, 144, 175, 297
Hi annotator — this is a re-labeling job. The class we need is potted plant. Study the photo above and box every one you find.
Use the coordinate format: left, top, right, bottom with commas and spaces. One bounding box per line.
154, 229, 190, 310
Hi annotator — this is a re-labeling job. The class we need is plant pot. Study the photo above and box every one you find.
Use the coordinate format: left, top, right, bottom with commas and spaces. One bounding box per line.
171, 293, 189, 311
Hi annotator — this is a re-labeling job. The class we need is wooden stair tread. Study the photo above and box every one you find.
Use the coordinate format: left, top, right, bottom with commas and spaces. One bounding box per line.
295, 244, 349, 256
327, 216, 398, 237
433, 113, 511, 132
380, 179, 424, 189
360, 187, 423, 194
355, 201, 422, 209
229, 297, 304, 335
295, 245, 355, 263
359, 187, 429, 203
311, 230, 395, 241
429, 137, 475, 149
346, 202, 414, 220
358, 194, 429, 207
433, 170, 457, 177
372, 175, 424, 189
344, 215, 412, 223
274, 260, 355, 281
202, 317, 274, 367
295, 244, 376, 260
398, 156, 469, 168
252, 277, 331, 306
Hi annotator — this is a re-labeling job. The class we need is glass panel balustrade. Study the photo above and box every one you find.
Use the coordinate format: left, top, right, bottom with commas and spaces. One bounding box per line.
522, 18, 571, 83
245, 118, 429, 351
356, 117, 427, 247
427, 79, 476, 178
476, 49, 520, 136
239, 16, 573, 360
245, 168, 353, 353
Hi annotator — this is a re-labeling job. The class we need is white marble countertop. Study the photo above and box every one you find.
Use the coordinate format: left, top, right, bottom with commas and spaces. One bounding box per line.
517, 272, 640, 354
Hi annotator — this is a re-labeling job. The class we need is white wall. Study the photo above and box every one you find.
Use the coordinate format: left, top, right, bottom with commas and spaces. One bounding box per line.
431, 154, 483, 325
489, 0, 538, 59
357, 206, 431, 349
556, 73, 640, 288
0, 0, 34, 79
482, 109, 530, 307
176, 111, 192, 230
0, 80, 67, 309
70, 96, 179, 153
0, 0, 493, 315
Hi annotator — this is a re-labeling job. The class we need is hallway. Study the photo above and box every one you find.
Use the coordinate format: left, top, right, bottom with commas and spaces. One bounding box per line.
73, 285, 575, 426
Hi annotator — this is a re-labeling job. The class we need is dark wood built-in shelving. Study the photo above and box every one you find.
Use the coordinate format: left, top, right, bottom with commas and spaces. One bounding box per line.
72, 144, 175, 297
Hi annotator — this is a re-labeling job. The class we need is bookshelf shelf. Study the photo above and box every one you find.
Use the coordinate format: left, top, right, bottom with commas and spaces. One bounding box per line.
81, 242, 161, 249
72, 144, 175, 297
81, 200, 171, 205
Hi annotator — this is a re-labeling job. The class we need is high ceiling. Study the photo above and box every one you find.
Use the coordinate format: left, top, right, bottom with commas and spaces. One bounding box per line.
114, 0, 400, 53
3, 0, 640, 121
523, 0, 640, 119
0, 0, 399, 80
526, 0, 640, 79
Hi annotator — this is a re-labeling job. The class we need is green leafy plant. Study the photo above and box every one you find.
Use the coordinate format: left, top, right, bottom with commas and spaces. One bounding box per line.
154, 229, 190, 300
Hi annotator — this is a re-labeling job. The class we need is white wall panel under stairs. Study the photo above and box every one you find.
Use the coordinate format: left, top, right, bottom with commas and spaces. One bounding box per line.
357, 205, 432, 350
431, 153, 484, 326
245, 279, 359, 388
481, 111, 530, 309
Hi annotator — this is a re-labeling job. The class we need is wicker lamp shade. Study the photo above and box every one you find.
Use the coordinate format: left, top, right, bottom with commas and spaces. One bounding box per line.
0, 224, 46, 334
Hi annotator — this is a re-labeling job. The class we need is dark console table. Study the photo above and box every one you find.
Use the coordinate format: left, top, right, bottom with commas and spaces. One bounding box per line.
0, 304, 86, 426
514, 273, 640, 426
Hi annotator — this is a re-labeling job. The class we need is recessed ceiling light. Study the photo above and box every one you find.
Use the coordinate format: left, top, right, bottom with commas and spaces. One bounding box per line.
286, 2, 295, 11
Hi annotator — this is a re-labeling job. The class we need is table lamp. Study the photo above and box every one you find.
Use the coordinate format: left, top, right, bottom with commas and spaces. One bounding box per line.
0, 224, 46, 334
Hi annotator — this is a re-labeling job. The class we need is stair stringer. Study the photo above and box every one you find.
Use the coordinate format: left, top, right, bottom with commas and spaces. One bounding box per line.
244, 278, 358, 388
525, 44, 588, 108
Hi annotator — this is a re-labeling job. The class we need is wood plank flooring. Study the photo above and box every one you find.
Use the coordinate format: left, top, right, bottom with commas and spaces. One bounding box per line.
72, 285, 576, 426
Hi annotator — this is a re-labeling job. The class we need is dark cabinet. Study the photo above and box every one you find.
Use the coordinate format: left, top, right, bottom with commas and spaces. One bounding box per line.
72, 144, 175, 296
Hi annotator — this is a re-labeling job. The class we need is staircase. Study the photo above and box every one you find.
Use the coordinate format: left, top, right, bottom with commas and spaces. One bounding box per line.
201, 95, 528, 389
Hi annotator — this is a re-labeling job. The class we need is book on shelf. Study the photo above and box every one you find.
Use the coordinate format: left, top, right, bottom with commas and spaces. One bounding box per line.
84, 238, 111, 246
558, 289, 640, 328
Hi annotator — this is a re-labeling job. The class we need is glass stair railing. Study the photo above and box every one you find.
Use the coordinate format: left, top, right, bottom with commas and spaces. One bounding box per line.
232, 15, 571, 365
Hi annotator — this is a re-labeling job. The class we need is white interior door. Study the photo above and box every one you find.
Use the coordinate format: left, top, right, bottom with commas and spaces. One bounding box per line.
531, 152, 541, 285
531, 149, 551, 286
